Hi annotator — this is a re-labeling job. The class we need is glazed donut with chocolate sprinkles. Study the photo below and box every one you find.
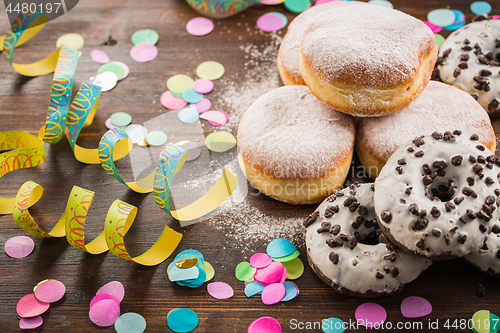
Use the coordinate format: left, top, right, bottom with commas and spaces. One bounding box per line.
375, 132, 500, 260
356, 81, 496, 179
465, 220, 500, 277
304, 183, 431, 297
436, 19, 500, 115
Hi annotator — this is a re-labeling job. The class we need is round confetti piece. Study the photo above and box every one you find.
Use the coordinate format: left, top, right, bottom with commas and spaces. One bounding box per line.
248, 317, 282, 333
203, 262, 215, 282
200, 110, 227, 126
434, 33, 445, 47
451, 9, 465, 23
208, 110, 229, 126
184, 267, 207, 288
423, 21, 443, 33
322, 317, 345, 333
96, 281, 125, 302
161, 91, 188, 110
280, 282, 298, 302
167, 308, 199, 333
267, 238, 296, 259
174, 250, 204, 263
178, 107, 200, 124
205, 131, 236, 152
130, 42, 158, 62
196, 61, 225, 80
289, 281, 300, 296
98, 63, 125, 81
367, 0, 393, 8
182, 89, 204, 103
89, 299, 121, 327
90, 293, 121, 309
472, 310, 490, 333
250, 253, 273, 269
91, 49, 110, 64
272, 249, 300, 262
105, 118, 123, 130
355, 303, 387, 328
259, 0, 285, 4
33, 279, 66, 303
175, 141, 202, 161
262, 283, 286, 305
471, 1, 492, 15
207, 282, 234, 300
109, 61, 130, 80
257, 12, 288, 32
193, 79, 214, 94
146, 130, 168, 146
175, 258, 199, 269
254, 261, 286, 284
125, 124, 148, 144
167, 75, 194, 95
190, 98, 211, 113
245, 282, 266, 297
131, 29, 159, 46
186, 17, 214, 36
492, 15, 500, 20
16, 294, 50, 318
110, 112, 132, 127
90, 71, 118, 92
168, 266, 200, 282
284, 0, 311, 13
315, 0, 337, 4
427, 9, 456, 27
400, 296, 432, 318
19, 316, 43, 330
56, 33, 85, 49
235, 262, 257, 282
443, 19, 466, 31
282, 257, 304, 280
115, 312, 147, 333
4, 235, 34, 258
172, 91, 184, 98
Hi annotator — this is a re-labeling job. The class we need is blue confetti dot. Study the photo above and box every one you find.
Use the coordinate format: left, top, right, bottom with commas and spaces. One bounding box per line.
451, 9, 465, 23
184, 267, 207, 288
471, 1, 492, 15
182, 89, 204, 103
281, 282, 298, 301
244, 282, 266, 297
114, 313, 147, 333
322, 317, 346, 333
178, 108, 199, 123
266, 238, 296, 259
427, 9, 456, 27
167, 308, 199, 333
444, 19, 466, 31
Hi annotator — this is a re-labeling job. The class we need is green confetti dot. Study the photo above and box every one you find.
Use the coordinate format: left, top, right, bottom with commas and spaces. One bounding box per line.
145, 130, 168, 146
434, 33, 445, 47
167, 75, 194, 95
272, 249, 300, 262
284, 0, 311, 14
98, 63, 125, 81
196, 61, 225, 81
131, 29, 159, 45
282, 257, 304, 280
235, 262, 256, 282
110, 112, 132, 127
203, 262, 215, 282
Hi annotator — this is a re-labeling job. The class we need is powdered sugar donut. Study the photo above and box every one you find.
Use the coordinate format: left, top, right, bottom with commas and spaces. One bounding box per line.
237, 85, 356, 204
356, 81, 496, 179
465, 220, 500, 277
304, 183, 431, 297
299, 2, 437, 117
436, 19, 500, 115
375, 132, 500, 260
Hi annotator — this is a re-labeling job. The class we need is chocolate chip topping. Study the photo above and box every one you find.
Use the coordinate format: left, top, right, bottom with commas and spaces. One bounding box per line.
405, 187, 413, 195
416, 239, 426, 249
407, 147, 414, 153
466, 209, 477, 220
324, 205, 339, 218
489, 99, 500, 113
444, 234, 451, 245
349, 202, 360, 212
330, 224, 341, 236
479, 224, 487, 233
471, 93, 479, 100
480, 69, 492, 76
304, 211, 319, 228
414, 151, 424, 157
478, 156, 486, 164
430, 207, 441, 218
396, 166, 404, 175
445, 201, 455, 212
329, 252, 339, 264
470, 134, 479, 141
454, 197, 464, 205
458, 61, 468, 69
380, 211, 392, 223
358, 205, 368, 216
412, 137, 425, 147
495, 189, 500, 196
423, 175, 433, 186
458, 234, 467, 244
467, 176, 475, 186
375, 272, 385, 279
383, 253, 397, 262
317, 221, 332, 233
423, 164, 432, 175
431, 132, 443, 140
412, 218, 428, 231
391, 267, 399, 278
442, 48, 452, 58
453, 68, 462, 77
348, 236, 357, 250
451, 155, 463, 166
462, 187, 478, 198
351, 221, 361, 229
443, 131, 455, 141
462, 45, 473, 51
431, 228, 441, 237
469, 155, 477, 163
408, 203, 419, 215
473, 165, 483, 175
343, 197, 357, 207
477, 145, 486, 151
485, 195, 496, 205
492, 225, 500, 234
398, 158, 407, 165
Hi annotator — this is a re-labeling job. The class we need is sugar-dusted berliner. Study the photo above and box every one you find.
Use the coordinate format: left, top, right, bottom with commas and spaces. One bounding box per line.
277, 1, 352, 86
237, 85, 356, 205
356, 81, 496, 179
299, 1, 438, 117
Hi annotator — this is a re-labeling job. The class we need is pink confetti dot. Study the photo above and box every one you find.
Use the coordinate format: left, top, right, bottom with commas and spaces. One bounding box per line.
315, 0, 338, 4
19, 316, 43, 329
423, 21, 443, 33
250, 253, 272, 269
401, 296, 432, 318
90, 293, 121, 309
130, 43, 158, 62
200, 110, 228, 126
190, 98, 211, 113
355, 303, 387, 328
248, 317, 282, 333
193, 79, 214, 94
96, 281, 125, 302
186, 17, 214, 36
254, 261, 285, 284
207, 282, 234, 300
4, 235, 34, 258
161, 90, 188, 109
89, 299, 121, 327
16, 294, 50, 318
262, 283, 286, 305
90, 49, 110, 64
34, 279, 66, 303
257, 13, 287, 32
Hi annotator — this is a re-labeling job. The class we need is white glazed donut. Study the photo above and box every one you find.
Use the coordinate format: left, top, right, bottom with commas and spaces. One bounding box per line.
304, 183, 431, 297
437, 19, 500, 115
375, 131, 500, 260
465, 220, 500, 277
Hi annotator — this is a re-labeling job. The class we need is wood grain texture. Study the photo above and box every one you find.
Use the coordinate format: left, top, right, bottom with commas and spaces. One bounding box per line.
1, 0, 500, 331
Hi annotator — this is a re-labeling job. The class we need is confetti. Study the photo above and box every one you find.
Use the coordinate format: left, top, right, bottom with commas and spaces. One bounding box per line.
184, 267, 207, 288
493, 15, 500, 20
471, 310, 490, 333
19, 316, 43, 330
167, 75, 194, 95
427, 9, 456, 27
235, 262, 257, 282
115, 313, 147, 333
4, 235, 34, 258
196, 61, 225, 80
167, 308, 199, 333
169, 265, 200, 282
205, 131, 236, 152
175, 141, 202, 161
423, 21, 443, 33
355, 303, 387, 328
91, 49, 110, 64
90, 294, 121, 309
401, 296, 432, 318
322, 317, 345, 333
208, 110, 229, 126
190, 98, 211, 113
125, 124, 148, 144
267, 238, 296, 259
367, 0, 393, 8
90, 71, 118, 92
281, 281, 299, 302
56, 33, 85, 49
98, 63, 125, 81
175, 258, 199, 269
130, 43, 158, 62
315, 0, 337, 4
200, 110, 228, 126
250, 253, 273, 269
182, 89, 204, 103
256, 12, 288, 32
33, 279, 66, 303
207, 282, 234, 300
109, 61, 130, 80
186, 17, 214, 36
203, 262, 215, 281
178, 107, 200, 124
284, 0, 311, 13
105, 118, 124, 129
248, 317, 282, 333
193, 79, 214, 94
272, 249, 300, 263
146, 130, 168, 146
434, 33, 445, 47
131, 29, 159, 45
245, 282, 266, 297
254, 261, 286, 284
471, 1, 492, 15
96, 281, 125, 302
443, 19, 465, 31
89, 299, 121, 327
16, 294, 50, 318
282, 257, 304, 280
161, 91, 188, 109
262, 283, 286, 305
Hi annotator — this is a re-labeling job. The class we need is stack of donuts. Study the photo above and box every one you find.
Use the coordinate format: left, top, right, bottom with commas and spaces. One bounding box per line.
236, 1, 500, 297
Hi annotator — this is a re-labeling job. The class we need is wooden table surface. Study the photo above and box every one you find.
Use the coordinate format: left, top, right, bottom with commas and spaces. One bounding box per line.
1, 0, 500, 332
